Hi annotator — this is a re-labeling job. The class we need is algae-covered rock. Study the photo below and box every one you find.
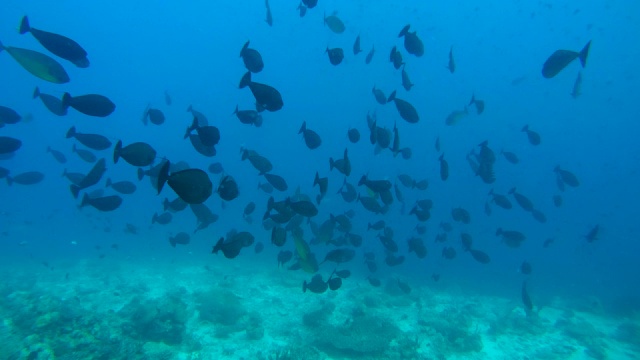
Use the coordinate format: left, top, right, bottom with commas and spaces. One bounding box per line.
119, 294, 190, 345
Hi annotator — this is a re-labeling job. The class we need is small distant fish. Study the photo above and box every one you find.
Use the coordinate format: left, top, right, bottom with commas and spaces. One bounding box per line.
554, 166, 580, 187
520, 261, 532, 275
445, 107, 468, 126
468, 94, 485, 115
584, 225, 599, 243
72, 144, 97, 163
521, 125, 541, 146
265, 0, 273, 26
501, 150, 519, 164
80, 193, 123, 212
324, 12, 345, 34
439, 154, 449, 181
365, 46, 375, 64
152, 212, 173, 225
326, 47, 344, 66
6, 171, 45, 186
401, 65, 414, 91
543, 238, 555, 248
353, 35, 362, 55
299, 121, 322, 149
553, 195, 563, 207
169, 232, 190, 247
347, 128, 360, 143
389, 46, 404, 69
297, 2, 307, 17
47, 146, 67, 164
447, 46, 455, 73
571, 71, 583, 98
164, 90, 172, 105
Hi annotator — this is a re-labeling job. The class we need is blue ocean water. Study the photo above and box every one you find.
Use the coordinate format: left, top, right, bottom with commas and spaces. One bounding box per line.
1, 0, 639, 359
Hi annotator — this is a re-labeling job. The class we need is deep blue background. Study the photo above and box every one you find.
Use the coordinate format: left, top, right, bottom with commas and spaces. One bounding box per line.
1, 0, 638, 309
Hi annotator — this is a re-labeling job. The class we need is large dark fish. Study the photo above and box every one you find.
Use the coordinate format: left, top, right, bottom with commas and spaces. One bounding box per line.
33, 87, 66, 116
0, 41, 69, 83
142, 106, 165, 126
521, 125, 540, 146
239, 72, 283, 112
158, 162, 213, 204
554, 166, 580, 187
398, 24, 424, 57
113, 140, 156, 167
62, 93, 115, 117
509, 188, 534, 212
542, 40, 591, 79
66, 126, 112, 150
19, 16, 89, 67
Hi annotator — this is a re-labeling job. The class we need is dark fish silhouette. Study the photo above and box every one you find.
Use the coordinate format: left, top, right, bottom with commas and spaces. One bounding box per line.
0, 136, 22, 154
387, 91, 419, 123
70, 158, 107, 198
158, 162, 213, 204
80, 193, 122, 212
0, 41, 69, 83
66, 126, 112, 151
326, 47, 344, 65
353, 35, 361, 55
33, 86, 67, 116
19, 16, 89, 67
6, 171, 45, 186
542, 40, 591, 78
169, 232, 190, 247
240, 41, 264, 73
62, 93, 115, 117
113, 140, 156, 167
239, 72, 283, 112
398, 24, 424, 57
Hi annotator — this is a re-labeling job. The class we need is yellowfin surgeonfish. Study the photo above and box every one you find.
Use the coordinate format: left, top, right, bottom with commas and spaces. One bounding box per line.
0, 41, 69, 83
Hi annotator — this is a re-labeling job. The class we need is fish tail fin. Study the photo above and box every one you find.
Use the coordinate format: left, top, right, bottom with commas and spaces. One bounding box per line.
186, 104, 192, 112
19, 16, 30, 34
152, 213, 158, 224
65, 126, 76, 139
387, 90, 396, 102
113, 140, 122, 164
106, 178, 112, 188
61, 92, 71, 109
240, 40, 250, 57
239, 72, 251, 88
521, 125, 529, 132
298, 121, 307, 134
80, 193, 90, 207
578, 40, 591, 68
6, 176, 13, 186
32, 87, 40, 99
157, 161, 170, 194
398, 24, 410, 37
329, 158, 334, 171
0, 40, 4, 52
233, 105, 239, 115
137, 168, 145, 181
70, 185, 80, 199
